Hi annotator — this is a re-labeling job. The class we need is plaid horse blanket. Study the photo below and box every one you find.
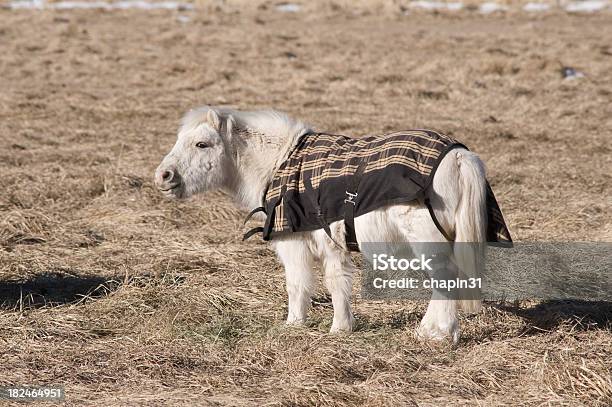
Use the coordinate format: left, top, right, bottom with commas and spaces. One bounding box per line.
244, 130, 512, 250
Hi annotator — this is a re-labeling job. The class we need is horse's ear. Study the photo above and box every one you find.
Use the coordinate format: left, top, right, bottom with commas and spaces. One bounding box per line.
207, 109, 220, 131
225, 114, 236, 141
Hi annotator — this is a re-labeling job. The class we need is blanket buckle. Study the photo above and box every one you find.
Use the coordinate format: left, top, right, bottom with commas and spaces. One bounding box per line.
344, 191, 358, 205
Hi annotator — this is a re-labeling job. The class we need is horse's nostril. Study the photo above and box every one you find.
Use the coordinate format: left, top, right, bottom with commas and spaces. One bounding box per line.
162, 170, 173, 181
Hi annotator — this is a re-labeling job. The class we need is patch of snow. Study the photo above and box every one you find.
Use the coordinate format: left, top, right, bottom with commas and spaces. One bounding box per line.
7, 0, 610, 16
9, 0, 45, 9
176, 14, 190, 23
479, 2, 508, 13
114, 1, 193, 9
565, 0, 608, 12
9, 0, 194, 10
276, 3, 301, 12
52, 1, 109, 9
523, 2, 551, 11
409, 1, 464, 11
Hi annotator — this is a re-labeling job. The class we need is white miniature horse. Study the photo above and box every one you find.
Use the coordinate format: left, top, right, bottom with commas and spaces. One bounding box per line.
155, 107, 487, 344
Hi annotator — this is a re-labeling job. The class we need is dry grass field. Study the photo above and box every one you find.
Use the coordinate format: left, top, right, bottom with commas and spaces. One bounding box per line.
1, 3, 611, 406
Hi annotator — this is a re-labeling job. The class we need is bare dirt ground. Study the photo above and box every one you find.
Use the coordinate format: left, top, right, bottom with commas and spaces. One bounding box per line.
0, 4, 611, 406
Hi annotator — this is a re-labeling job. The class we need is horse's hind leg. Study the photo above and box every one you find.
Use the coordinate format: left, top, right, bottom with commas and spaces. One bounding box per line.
324, 253, 356, 333
315, 230, 356, 332
275, 239, 315, 325
388, 205, 460, 344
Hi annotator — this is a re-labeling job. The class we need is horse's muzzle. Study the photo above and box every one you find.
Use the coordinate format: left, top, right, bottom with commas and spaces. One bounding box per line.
155, 167, 184, 198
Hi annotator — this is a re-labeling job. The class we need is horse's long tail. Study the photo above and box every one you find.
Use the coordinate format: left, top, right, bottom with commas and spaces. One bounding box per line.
453, 149, 487, 314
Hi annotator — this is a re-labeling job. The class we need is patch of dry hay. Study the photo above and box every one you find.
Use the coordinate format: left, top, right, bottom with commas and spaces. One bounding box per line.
0, 5, 610, 406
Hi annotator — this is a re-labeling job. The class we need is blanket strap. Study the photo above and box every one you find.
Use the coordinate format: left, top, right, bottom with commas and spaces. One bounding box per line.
243, 206, 265, 225
242, 181, 277, 241
242, 227, 264, 241
303, 176, 342, 248
242, 206, 266, 241
344, 162, 367, 252
424, 198, 454, 242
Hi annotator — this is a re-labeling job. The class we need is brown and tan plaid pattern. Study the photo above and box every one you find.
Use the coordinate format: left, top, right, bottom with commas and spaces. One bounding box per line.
257, 130, 512, 246
268, 130, 456, 200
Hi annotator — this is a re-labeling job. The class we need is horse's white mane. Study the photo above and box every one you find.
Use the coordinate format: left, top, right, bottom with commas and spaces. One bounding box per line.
180, 106, 312, 150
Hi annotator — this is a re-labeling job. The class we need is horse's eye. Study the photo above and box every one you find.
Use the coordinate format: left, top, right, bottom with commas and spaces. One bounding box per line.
195, 142, 210, 149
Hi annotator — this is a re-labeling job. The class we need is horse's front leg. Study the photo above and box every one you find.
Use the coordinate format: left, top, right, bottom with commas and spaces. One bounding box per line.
275, 239, 315, 325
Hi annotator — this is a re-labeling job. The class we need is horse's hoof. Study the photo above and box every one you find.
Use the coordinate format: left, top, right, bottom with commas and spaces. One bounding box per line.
329, 316, 354, 333
285, 317, 306, 326
417, 320, 460, 345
